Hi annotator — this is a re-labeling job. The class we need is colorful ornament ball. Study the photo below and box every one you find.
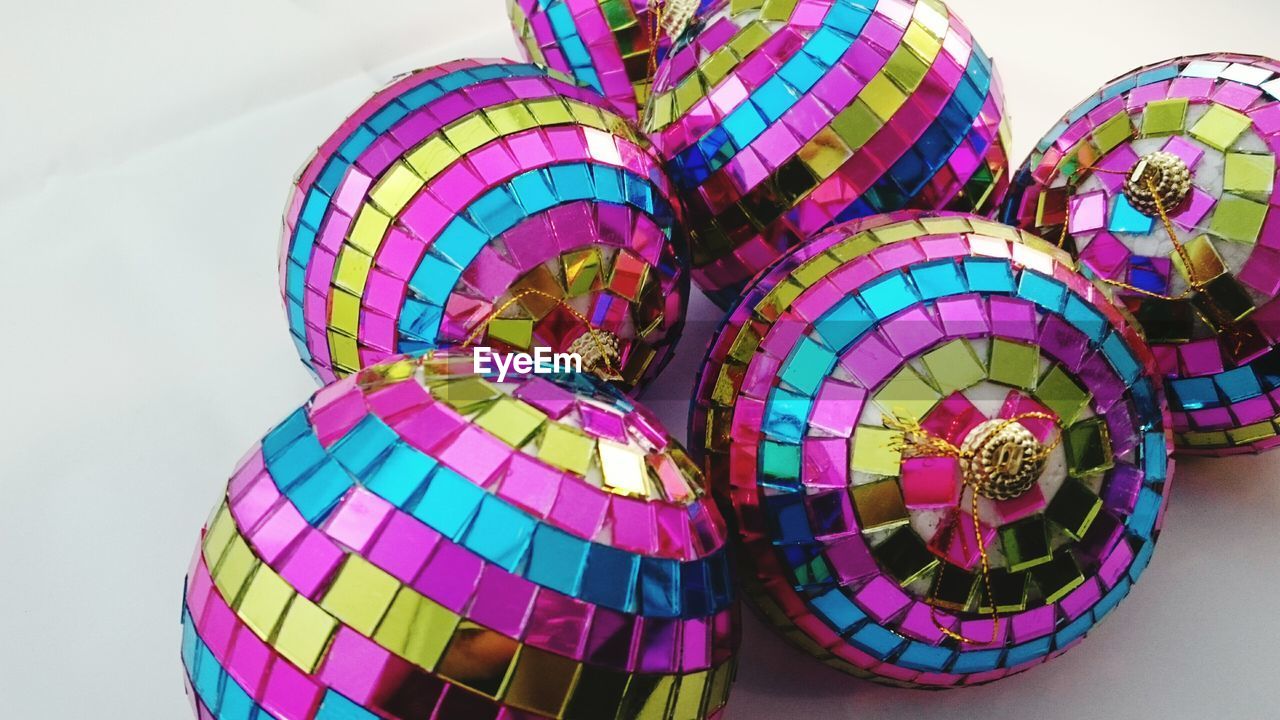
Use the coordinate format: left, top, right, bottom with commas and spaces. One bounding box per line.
181, 350, 738, 719
509, 0, 710, 122
1003, 53, 1280, 456
280, 58, 690, 393
689, 211, 1173, 687
643, 0, 1012, 307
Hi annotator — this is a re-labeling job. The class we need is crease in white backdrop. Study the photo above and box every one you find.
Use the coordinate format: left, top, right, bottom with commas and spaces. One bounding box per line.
1, 1, 1278, 717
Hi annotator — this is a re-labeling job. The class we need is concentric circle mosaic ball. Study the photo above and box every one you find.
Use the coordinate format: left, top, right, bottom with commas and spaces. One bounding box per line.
1003, 53, 1280, 455
508, 0, 710, 122
181, 351, 738, 719
280, 59, 690, 393
689, 212, 1173, 687
643, 0, 1012, 307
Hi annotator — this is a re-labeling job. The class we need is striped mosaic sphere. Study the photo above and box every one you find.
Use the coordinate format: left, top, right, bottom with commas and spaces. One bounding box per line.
644, 0, 1011, 307
1003, 53, 1280, 455
280, 59, 689, 393
689, 212, 1172, 686
181, 351, 738, 719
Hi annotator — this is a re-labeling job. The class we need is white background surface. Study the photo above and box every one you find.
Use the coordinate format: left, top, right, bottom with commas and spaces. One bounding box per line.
3, 1, 1280, 717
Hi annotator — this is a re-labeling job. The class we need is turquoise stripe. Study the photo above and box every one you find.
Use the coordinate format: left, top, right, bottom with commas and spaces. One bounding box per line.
259, 407, 733, 618
541, 0, 603, 93
1168, 362, 1271, 412
181, 609, 269, 720
283, 63, 549, 361
395, 162, 674, 351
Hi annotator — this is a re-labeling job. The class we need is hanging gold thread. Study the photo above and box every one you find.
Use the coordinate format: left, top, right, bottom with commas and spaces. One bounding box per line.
1134, 173, 1249, 339
884, 412, 1063, 644
1048, 160, 1255, 349
1053, 161, 1197, 287
646, 0, 665, 82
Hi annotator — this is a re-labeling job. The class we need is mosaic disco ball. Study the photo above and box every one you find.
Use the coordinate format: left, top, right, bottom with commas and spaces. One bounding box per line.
643, 0, 1012, 307
181, 351, 738, 719
508, 0, 711, 122
689, 212, 1173, 687
280, 59, 690, 393
1004, 53, 1280, 455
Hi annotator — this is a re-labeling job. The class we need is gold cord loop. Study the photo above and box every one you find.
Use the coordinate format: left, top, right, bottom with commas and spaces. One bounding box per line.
883, 411, 1064, 644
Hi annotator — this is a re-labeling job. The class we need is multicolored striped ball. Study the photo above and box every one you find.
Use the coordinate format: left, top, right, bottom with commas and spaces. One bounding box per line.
182, 351, 738, 719
280, 59, 689, 393
689, 212, 1172, 687
1003, 53, 1280, 456
644, 0, 1011, 307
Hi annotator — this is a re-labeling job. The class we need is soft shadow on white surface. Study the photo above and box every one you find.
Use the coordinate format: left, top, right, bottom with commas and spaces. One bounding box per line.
2, 1, 1279, 718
